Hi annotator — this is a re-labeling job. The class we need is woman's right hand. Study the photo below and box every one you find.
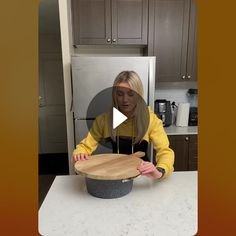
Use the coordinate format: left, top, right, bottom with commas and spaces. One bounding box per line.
72, 153, 90, 163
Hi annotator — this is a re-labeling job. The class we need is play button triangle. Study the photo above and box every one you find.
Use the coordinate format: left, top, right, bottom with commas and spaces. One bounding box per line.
113, 107, 127, 129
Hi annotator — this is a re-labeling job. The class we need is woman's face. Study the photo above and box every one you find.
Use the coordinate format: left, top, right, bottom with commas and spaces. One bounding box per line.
115, 82, 137, 116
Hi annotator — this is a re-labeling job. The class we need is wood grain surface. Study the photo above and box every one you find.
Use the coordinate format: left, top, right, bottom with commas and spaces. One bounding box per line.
74, 152, 145, 180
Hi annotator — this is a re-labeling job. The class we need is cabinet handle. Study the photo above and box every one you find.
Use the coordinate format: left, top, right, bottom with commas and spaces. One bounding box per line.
107, 38, 111, 43
112, 38, 116, 43
182, 75, 186, 80
39, 96, 45, 107
187, 75, 191, 79
185, 137, 189, 141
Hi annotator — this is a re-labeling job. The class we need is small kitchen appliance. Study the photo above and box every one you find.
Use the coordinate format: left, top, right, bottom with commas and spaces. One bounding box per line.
187, 89, 198, 126
176, 103, 190, 127
154, 99, 172, 127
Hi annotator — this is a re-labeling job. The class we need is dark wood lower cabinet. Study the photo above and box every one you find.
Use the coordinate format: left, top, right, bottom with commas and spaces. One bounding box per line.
168, 134, 198, 171
168, 135, 189, 171
188, 135, 198, 170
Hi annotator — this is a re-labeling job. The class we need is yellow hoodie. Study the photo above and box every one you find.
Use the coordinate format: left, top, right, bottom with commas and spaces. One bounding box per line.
73, 107, 174, 177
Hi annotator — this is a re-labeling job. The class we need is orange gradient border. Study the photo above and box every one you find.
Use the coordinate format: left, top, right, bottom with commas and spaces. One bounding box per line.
0, 0, 39, 235
197, 0, 236, 235
0, 0, 236, 235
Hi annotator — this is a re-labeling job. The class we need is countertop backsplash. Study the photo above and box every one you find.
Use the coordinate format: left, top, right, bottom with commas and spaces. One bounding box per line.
154, 84, 198, 128
155, 83, 198, 105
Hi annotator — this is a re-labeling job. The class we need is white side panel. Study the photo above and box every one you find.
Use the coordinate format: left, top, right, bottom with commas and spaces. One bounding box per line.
58, 0, 75, 174
71, 56, 153, 118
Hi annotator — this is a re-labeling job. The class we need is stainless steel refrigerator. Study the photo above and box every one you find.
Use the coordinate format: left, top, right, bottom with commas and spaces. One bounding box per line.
71, 56, 156, 162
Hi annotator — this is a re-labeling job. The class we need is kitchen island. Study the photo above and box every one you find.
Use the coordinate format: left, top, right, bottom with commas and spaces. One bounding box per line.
39, 171, 197, 236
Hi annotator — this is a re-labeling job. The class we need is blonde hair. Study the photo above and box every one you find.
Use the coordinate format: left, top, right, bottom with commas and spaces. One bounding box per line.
110, 71, 149, 144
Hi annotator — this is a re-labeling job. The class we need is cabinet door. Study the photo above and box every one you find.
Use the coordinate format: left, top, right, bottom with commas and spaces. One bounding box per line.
148, 0, 190, 82
188, 135, 198, 170
186, 0, 197, 81
111, 0, 148, 45
71, 0, 111, 45
168, 135, 189, 171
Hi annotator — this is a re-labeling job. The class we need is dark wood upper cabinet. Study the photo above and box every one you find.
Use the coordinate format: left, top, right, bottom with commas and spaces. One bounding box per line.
112, 0, 148, 45
148, 0, 197, 82
186, 0, 198, 81
71, 0, 111, 45
71, 0, 148, 45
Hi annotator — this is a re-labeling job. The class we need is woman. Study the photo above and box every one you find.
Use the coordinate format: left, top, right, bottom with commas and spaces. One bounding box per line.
73, 71, 174, 179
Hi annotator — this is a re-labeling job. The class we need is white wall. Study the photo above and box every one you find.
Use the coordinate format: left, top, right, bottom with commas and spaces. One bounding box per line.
58, 0, 75, 174
39, 0, 68, 154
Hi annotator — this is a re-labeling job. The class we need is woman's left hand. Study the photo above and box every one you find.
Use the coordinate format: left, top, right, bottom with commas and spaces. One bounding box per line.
137, 161, 163, 179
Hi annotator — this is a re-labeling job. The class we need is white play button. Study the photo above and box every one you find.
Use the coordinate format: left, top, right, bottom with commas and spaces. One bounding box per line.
113, 107, 127, 129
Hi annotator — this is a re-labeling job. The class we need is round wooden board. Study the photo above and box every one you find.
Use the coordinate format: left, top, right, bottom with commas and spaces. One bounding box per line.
74, 153, 143, 180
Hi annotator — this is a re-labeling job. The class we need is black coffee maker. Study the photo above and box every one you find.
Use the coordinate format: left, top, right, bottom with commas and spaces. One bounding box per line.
154, 99, 172, 127
187, 89, 198, 126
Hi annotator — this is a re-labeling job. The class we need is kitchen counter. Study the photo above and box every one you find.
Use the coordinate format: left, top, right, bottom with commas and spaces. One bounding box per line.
164, 125, 198, 135
39, 171, 197, 236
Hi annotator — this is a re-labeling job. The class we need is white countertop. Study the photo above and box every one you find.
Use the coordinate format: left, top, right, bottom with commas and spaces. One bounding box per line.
39, 172, 197, 236
164, 125, 198, 135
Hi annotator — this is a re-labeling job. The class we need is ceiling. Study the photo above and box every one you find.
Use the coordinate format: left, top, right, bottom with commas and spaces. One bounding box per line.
39, 0, 60, 34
